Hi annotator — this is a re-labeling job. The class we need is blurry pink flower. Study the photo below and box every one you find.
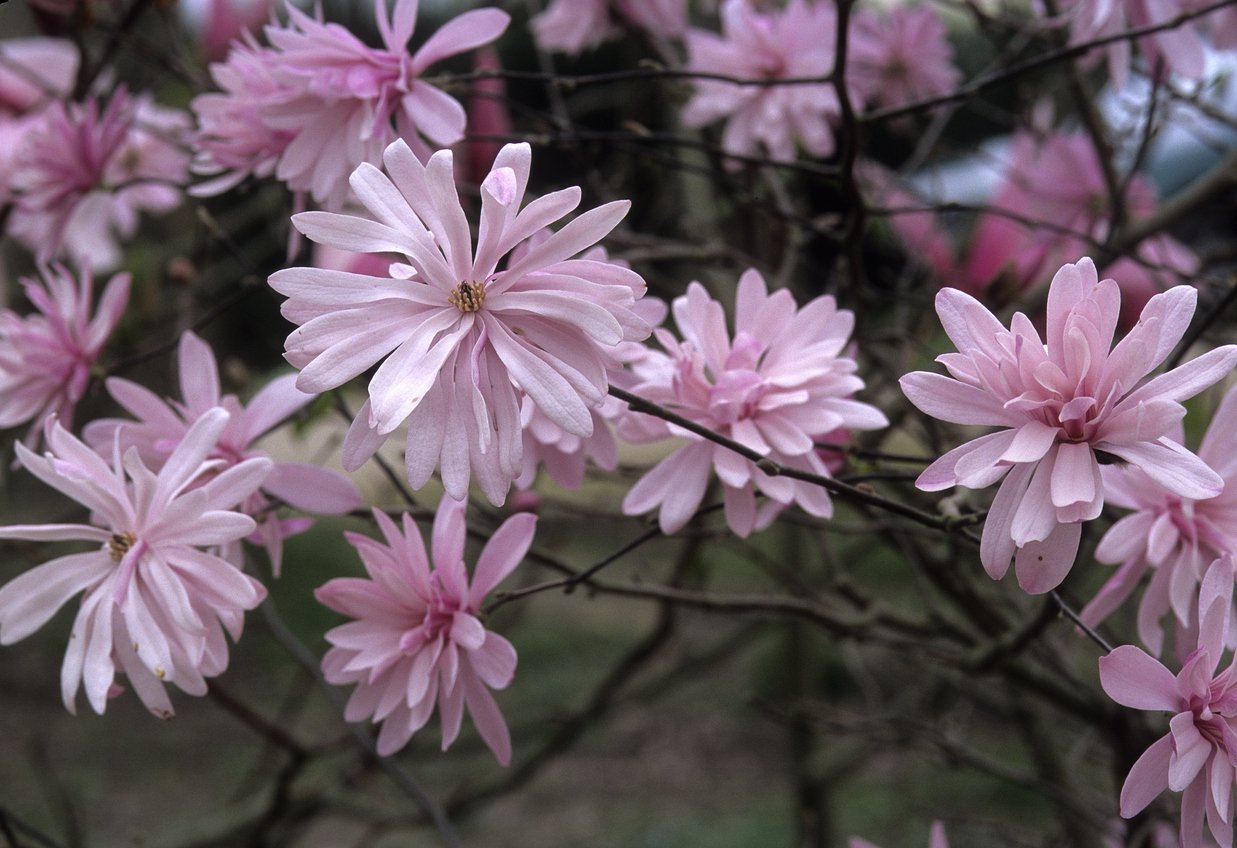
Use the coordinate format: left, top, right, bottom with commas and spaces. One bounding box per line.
259, 0, 509, 208
464, 46, 511, 185
681, 0, 841, 165
615, 0, 686, 38
190, 35, 298, 196
1082, 384, 1237, 656
902, 258, 1237, 594
9, 88, 190, 272
531, 0, 685, 54
0, 264, 129, 449
84, 331, 361, 575
269, 139, 651, 505
531, 0, 612, 54
621, 269, 887, 536
0, 409, 269, 717
188, 0, 277, 61
848, 5, 960, 111
1062, 0, 1207, 89
851, 821, 950, 848
317, 499, 533, 763
1099, 557, 1237, 847
0, 38, 78, 117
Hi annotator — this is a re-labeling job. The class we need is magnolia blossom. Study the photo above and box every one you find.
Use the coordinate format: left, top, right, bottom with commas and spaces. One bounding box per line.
901, 258, 1237, 593
531, 0, 685, 54
681, 0, 840, 165
9, 88, 190, 271
317, 499, 532, 763
269, 139, 651, 505
0, 265, 130, 448
1099, 557, 1237, 848
621, 269, 887, 536
83, 332, 361, 575
848, 5, 960, 111
1082, 385, 1237, 656
193, 0, 510, 209
0, 409, 269, 717
851, 821, 950, 848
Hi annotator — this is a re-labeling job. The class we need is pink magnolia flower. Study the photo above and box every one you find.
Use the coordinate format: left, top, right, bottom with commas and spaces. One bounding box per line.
851, 821, 950, 848
181, 0, 277, 61
1099, 556, 1237, 848
621, 269, 887, 536
1082, 384, 1237, 656
259, 0, 509, 209
848, 5, 960, 111
9, 88, 190, 271
316, 498, 533, 763
901, 257, 1237, 594
268, 139, 651, 505
0, 38, 78, 117
681, 0, 841, 165
0, 408, 269, 717
83, 331, 361, 575
0, 264, 130, 448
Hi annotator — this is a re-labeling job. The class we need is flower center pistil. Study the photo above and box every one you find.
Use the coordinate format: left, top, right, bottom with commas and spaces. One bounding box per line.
108, 531, 137, 562
448, 281, 486, 313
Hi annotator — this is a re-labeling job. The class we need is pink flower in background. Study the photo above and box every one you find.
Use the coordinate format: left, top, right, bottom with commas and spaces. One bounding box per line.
1099, 557, 1237, 847
182, 0, 277, 61
901, 258, 1237, 594
0, 409, 269, 717
1062, 0, 1207, 89
851, 821, 950, 848
1082, 385, 1237, 657
190, 36, 298, 196
0, 38, 78, 116
681, 0, 841, 165
317, 499, 533, 763
848, 5, 960, 111
531, 0, 611, 55
269, 140, 651, 505
257, 0, 509, 208
84, 332, 361, 575
621, 269, 887, 536
9, 88, 190, 272
531, 0, 685, 54
0, 265, 129, 449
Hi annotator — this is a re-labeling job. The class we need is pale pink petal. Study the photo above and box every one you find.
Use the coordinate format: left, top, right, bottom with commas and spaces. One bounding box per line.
1120, 733, 1173, 817
1098, 645, 1181, 711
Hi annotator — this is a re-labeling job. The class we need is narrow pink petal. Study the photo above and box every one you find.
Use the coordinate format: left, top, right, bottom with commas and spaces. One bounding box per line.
1120, 733, 1173, 817
431, 496, 467, 572
1100, 439, 1222, 501
236, 374, 315, 445
1123, 345, 1237, 409
0, 551, 111, 644
462, 668, 512, 766
470, 512, 536, 605
263, 463, 361, 514
1098, 645, 1181, 711
411, 9, 510, 73
1169, 712, 1212, 791
980, 462, 1035, 580
900, 372, 1019, 426
499, 201, 631, 287
469, 633, 517, 689
177, 331, 221, 411
1049, 442, 1097, 509
915, 431, 1012, 492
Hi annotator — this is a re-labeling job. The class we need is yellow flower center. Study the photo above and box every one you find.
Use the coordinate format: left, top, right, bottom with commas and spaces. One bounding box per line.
108, 531, 137, 562
448, 281, 486, 313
